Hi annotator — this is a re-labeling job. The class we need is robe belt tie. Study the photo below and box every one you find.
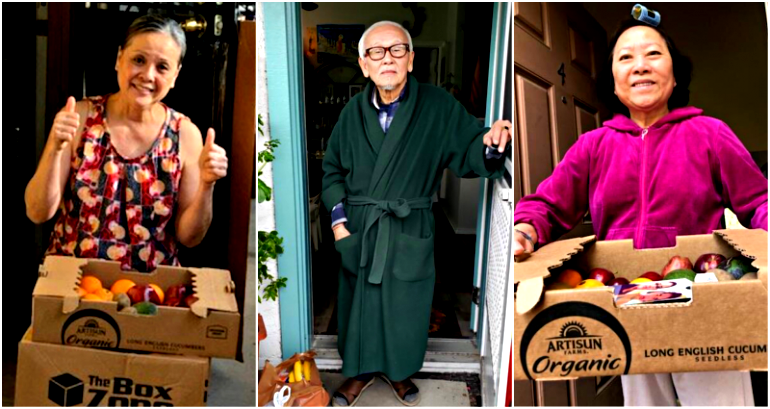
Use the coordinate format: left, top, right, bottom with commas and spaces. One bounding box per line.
346, 196, 432, 284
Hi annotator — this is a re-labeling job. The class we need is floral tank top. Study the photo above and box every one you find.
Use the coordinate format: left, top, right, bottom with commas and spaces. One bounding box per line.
46, 95, 185, 272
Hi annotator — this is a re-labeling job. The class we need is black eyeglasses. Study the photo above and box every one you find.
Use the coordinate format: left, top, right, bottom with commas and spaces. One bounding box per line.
365, 44, 410, 61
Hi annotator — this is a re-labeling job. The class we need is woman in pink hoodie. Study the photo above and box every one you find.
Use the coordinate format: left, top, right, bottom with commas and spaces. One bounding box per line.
514, 18, 767, 406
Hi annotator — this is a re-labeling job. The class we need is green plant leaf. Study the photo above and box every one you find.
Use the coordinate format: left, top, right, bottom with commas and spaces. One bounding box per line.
258, 179, 272, 203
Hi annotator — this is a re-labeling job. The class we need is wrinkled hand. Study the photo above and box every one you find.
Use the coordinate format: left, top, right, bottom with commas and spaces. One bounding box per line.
333, 224, 351, 241
199, 128, 229, 186
49, 97, 79, 152
483, 119, 512, 153
513, 223, 537, 256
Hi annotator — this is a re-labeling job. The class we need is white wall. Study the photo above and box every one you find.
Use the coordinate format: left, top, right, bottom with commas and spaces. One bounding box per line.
257, 2, 283, 369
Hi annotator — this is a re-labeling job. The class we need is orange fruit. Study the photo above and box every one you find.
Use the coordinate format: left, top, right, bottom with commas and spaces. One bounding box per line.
80, 275, 103, 294
82, 293, 103, 301
94, 288, 114, 301
149, 284, 165, 304
110, 279, 136, 295
630, 277, 652, 284
545, 282, 572, 292
76, 287, 88, 297
575, 279, 605, 289
555, 269, 583, 288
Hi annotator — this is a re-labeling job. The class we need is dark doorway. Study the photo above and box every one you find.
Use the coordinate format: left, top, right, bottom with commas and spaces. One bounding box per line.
302, 2, 494, 341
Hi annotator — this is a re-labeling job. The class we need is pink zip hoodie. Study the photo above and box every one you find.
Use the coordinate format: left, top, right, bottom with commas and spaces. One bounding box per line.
514, 107, 768, 249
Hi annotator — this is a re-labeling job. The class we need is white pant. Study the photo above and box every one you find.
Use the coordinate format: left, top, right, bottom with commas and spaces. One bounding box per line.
621, 372, 754, 406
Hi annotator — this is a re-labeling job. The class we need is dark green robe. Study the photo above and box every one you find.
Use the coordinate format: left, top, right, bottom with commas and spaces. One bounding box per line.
321, 75, 505, 381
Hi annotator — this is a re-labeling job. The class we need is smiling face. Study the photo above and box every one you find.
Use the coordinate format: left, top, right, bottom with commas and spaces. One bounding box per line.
358, 24, 414, 92
612, 26, 675, 118
115, 32, 182, 106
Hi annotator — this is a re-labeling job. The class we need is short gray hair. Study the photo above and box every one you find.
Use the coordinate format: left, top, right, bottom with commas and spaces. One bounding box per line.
122, 14, 186, 65
358, 21, 413, 60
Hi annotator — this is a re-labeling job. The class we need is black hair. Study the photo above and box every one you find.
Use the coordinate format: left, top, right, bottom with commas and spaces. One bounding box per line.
121, 14, 186, 65
596, 18, 692, 116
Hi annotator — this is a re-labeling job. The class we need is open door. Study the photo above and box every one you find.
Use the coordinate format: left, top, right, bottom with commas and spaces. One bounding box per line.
473, 2, 513, 406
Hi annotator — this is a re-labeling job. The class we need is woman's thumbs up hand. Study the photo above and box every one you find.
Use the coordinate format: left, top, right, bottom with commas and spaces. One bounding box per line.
199, 128, 228, 186
50, 97, 80, 152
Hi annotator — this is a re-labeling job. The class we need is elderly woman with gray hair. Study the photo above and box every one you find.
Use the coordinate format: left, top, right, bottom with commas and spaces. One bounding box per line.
25, 15, 228, 272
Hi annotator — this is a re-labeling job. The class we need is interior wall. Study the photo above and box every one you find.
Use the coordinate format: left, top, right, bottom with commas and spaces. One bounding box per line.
301, 2, 458, 75
582, 2, 768, 160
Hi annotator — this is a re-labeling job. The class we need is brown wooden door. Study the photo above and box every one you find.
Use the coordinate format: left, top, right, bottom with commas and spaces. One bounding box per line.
513, 3, 623, 406
513, 2, 607, 239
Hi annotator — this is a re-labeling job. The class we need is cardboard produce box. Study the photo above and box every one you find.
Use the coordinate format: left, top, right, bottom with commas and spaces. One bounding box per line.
16, 328, 210, 406
513, 229, 768, 380
32, 256, 240, 359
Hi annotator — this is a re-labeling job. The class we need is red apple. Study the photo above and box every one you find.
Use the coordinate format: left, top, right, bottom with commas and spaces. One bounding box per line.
693, 253, 727, 274
126, 284, 162, 305
639, 271, 663, 281
164, 285, 192, 307
184, 294, 199, 308
607, 277, 630, 286
587, 268, 615, 285
661, 256, 693, 277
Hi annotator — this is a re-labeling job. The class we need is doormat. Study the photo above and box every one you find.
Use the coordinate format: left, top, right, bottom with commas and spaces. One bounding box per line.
320, 371, 474, 407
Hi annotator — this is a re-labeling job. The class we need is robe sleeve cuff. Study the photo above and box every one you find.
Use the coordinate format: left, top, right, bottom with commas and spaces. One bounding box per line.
331, 202, 348, 227
322, 184, 347, 213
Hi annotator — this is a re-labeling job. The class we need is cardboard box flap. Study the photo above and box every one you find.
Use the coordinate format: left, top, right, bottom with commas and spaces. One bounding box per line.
714, 229, 768, 269
189, 267, 239, 317
715, 229, 768, 289
513, 235, 596, 284
34, 256, 89, 313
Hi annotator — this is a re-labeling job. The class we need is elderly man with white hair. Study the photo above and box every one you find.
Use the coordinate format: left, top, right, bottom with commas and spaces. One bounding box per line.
322, 20, 510, 406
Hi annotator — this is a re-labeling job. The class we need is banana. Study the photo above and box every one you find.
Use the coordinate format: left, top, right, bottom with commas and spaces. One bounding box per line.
303, 360, 311, 381
294, 361, 303, 381
289, 372, 295, 383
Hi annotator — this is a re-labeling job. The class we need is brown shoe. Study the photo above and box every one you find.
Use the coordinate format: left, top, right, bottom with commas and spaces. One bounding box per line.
379, 375, 420, 406
332, 376, 376, 407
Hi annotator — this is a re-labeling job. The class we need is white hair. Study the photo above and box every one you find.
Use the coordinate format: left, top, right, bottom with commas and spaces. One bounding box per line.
357, 21, 413, 59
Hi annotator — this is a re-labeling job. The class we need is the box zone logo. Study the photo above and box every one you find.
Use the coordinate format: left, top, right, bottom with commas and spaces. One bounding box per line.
48, 373, 83, 407
48, 373, 174, 406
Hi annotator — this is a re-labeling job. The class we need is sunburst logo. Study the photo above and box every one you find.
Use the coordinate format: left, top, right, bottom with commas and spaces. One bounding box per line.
560, 321, 588, 338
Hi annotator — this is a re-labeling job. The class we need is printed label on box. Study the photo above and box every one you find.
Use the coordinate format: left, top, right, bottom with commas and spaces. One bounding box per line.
519, 302, 633, 379
61, 310, 121, 349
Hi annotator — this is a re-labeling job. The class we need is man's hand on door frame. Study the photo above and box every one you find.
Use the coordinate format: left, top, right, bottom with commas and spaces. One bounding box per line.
483, 119, 512, 153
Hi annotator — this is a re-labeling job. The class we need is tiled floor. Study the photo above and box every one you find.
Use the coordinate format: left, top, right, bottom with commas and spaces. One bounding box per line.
208, 199, 257, 406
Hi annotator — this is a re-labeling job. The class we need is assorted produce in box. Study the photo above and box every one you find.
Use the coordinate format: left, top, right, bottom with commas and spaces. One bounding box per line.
76, 275, 198, 315
545, 252, 758, 292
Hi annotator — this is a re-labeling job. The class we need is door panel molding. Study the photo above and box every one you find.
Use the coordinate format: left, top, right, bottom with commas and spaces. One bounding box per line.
514, 67, 555, 196
514, 2, 549, 47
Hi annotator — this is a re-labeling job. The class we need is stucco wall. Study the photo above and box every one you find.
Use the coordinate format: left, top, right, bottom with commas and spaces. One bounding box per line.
257, 2, 283, 369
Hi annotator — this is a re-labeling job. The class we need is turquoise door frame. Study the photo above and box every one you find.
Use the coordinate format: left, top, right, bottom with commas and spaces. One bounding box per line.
471, 2, 511, 348
264, 2, 510, 359
263, 2, 313, 358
